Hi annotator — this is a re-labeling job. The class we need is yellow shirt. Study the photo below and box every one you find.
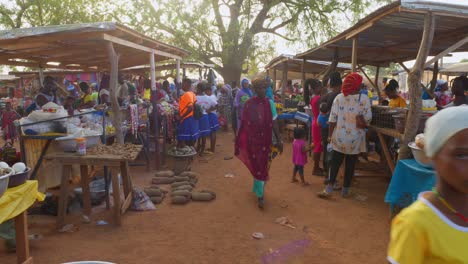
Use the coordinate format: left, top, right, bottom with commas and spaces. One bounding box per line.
387, 195, 468, 264
144, 89, 151, 100
389, 96, 407, 108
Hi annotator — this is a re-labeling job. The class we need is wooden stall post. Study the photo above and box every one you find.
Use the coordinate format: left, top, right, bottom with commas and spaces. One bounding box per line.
150, 50, 160, 169
301, 58, 306, 89
281, 61, 288, 102
107, 42, 124, 144
183, 68, 186, 79
399, 12, 435, 160
352, 37, 358, 72
273, 69, 277, 91
176, 59, 181, 99
321, 48, 339, 86
374, 66, 381, 101
38, 66, 45, 86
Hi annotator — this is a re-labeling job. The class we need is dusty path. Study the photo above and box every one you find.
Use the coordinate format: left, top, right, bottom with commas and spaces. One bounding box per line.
1, 131, 391, 263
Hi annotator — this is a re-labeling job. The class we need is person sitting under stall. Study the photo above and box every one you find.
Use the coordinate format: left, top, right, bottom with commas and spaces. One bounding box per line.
385, 80, 407, 108
78, 82, 96, 109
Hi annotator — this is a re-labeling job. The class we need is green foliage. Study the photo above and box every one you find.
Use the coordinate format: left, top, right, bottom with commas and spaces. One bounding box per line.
0, 0, 118, 29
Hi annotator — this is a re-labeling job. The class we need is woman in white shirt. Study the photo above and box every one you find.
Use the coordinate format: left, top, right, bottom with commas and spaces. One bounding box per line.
196, 81, 216, 156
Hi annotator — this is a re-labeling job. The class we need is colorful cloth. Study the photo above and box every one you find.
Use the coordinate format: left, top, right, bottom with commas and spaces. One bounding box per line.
384, 159, 436, 212
235, 97, 273, 181
177, 116, 199, 141
389, 96, 407, 108
208, 112, 219, 132
1, 111, 19, 140
198, 114, 211, 137
292, 139, 307, 166
310, 96, 323, 153
387, 193, 468, 264
234, 88, 253, 131
179, 91, 196, 121
342, 73, 363, 96
0, 180, 45, 224
329, 93, 371, 154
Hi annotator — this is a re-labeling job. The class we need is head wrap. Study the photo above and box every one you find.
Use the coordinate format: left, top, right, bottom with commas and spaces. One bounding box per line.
342, 73, 363, 96
424, 105, 468, 158
435, 79, 448, 92
241, 78, 252, 97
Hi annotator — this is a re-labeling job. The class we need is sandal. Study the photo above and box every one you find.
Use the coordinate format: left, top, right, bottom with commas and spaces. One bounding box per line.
317, 190, 332, 199
258, 197, 265, 209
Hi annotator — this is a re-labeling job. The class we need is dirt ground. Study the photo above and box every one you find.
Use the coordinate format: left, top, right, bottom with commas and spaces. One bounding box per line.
1, 131, 392, 264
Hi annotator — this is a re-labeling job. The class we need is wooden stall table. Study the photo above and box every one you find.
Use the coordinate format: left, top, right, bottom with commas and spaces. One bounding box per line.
369, 126, 403, 174
0, 180, 45, 264
44, 146, 142, 229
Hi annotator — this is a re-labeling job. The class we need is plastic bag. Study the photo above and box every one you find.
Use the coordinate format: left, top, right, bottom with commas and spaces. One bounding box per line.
130, 187, 156, 211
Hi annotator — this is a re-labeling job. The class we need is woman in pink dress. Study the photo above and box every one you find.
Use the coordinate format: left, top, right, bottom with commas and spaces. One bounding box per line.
307, 79, 324, 176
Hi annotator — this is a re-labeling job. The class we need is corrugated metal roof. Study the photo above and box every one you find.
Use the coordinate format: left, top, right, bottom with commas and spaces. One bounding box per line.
296, 1, 468, 66
265, 54, 351, 74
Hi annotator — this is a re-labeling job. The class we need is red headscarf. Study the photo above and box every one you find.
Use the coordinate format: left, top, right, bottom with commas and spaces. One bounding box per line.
342, 72, 363, 96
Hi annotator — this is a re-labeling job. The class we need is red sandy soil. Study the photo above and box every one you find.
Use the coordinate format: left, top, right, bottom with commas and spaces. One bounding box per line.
1, 131, 391, 263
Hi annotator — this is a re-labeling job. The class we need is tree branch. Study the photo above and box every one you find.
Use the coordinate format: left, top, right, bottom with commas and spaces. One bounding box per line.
211, 0, 226, 35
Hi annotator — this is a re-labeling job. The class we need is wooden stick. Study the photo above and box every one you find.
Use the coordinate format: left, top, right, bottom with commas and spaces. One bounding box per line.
398, 62, 410, 73
400, 12, 435, 160
424, 35, 468, 68
107, 42, 123, 144
374, 66, 381, 101
377, 132, 395, 173
352, 37, 358, 72
15, 211, 30, 264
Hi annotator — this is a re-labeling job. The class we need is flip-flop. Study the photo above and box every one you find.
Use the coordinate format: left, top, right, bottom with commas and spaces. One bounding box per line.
317, 190, 332, 199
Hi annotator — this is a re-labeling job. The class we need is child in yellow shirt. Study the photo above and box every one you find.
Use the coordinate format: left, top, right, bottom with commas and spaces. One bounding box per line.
387, 106, 468, 264
385, 79, 407, 108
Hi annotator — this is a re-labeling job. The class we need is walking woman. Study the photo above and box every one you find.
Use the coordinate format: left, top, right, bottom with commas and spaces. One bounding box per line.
318, 73, 371, 198
234, 78, 253, 134
307, 78, 324, 176
235, 78, 283, 209
387, 106, 468, 263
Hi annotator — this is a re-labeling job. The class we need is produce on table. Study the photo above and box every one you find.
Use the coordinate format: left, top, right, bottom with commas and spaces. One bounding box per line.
87, 144, 141, 160
415, 133, 425, 149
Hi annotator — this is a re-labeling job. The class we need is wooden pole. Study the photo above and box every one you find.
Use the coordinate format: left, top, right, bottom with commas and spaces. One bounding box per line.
150, 51, 160, 169
399, 12, 435, 160
183, 68, 186, 79
38, 66, 44, 86
429, 60, 439, 92
301, 58, 306, 90
374, 66, 381, 101
281, 61, 288, 102
322, 48, 339, 86
398, 62, 410, 73
273, 69, 277, 91
176, 59, 181, 100
352, 37, 358, 72
107, 42, 124, 144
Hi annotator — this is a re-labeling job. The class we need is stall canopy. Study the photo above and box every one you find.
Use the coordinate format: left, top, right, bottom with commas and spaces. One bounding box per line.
264, 54, 351, 79
0, 22, 189, 70
439, 61, 468, 76
122, 61, 214, 73
296, 0, 468, 67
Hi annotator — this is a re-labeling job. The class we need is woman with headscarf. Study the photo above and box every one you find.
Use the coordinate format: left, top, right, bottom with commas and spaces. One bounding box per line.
387, 106, 468, 264
434, 80, 451, 108
235, 78, 283, 209
217, 84, 232, 131
318, 73, 372, 198
234, 78, 253, 134
307, 78, 325, 176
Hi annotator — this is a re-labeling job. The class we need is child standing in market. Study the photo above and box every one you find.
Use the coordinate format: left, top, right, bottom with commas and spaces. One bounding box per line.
195, 82, 214, 156
387, 106, 468, 264
291, 128, 310, 186
317, 102, 331, 175
1, 102, 20, 144
205, 85, 219, 153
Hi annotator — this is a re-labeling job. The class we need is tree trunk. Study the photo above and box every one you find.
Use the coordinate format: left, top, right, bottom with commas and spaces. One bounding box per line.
399, 12, 435, 160
220, 63, 242, 86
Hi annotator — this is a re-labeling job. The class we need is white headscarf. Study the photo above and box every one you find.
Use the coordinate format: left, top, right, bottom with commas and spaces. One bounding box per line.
424, 105, 468, 157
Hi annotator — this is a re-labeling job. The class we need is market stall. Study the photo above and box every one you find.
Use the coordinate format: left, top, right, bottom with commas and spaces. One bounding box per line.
295, 0, 468, 212
0, 22, 188, 231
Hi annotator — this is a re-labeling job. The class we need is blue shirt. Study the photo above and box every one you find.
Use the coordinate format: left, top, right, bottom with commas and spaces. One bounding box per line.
318, 113, 329, 128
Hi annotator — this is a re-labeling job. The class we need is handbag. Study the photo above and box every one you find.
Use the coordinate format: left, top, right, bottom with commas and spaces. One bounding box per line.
355, 93, 367, 129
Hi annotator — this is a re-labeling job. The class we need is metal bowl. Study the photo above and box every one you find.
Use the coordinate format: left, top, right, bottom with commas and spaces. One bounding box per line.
408, 142, 433, 169
0, 168, 13, 198
8, 167, 31, 188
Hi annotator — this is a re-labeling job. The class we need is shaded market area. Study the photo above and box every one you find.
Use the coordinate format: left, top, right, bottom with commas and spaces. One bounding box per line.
1, 0, 468, 263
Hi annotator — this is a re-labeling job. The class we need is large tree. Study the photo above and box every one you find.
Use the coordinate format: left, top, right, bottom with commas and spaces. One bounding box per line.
0, 0, 119, 29
128, 0, 389, 83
